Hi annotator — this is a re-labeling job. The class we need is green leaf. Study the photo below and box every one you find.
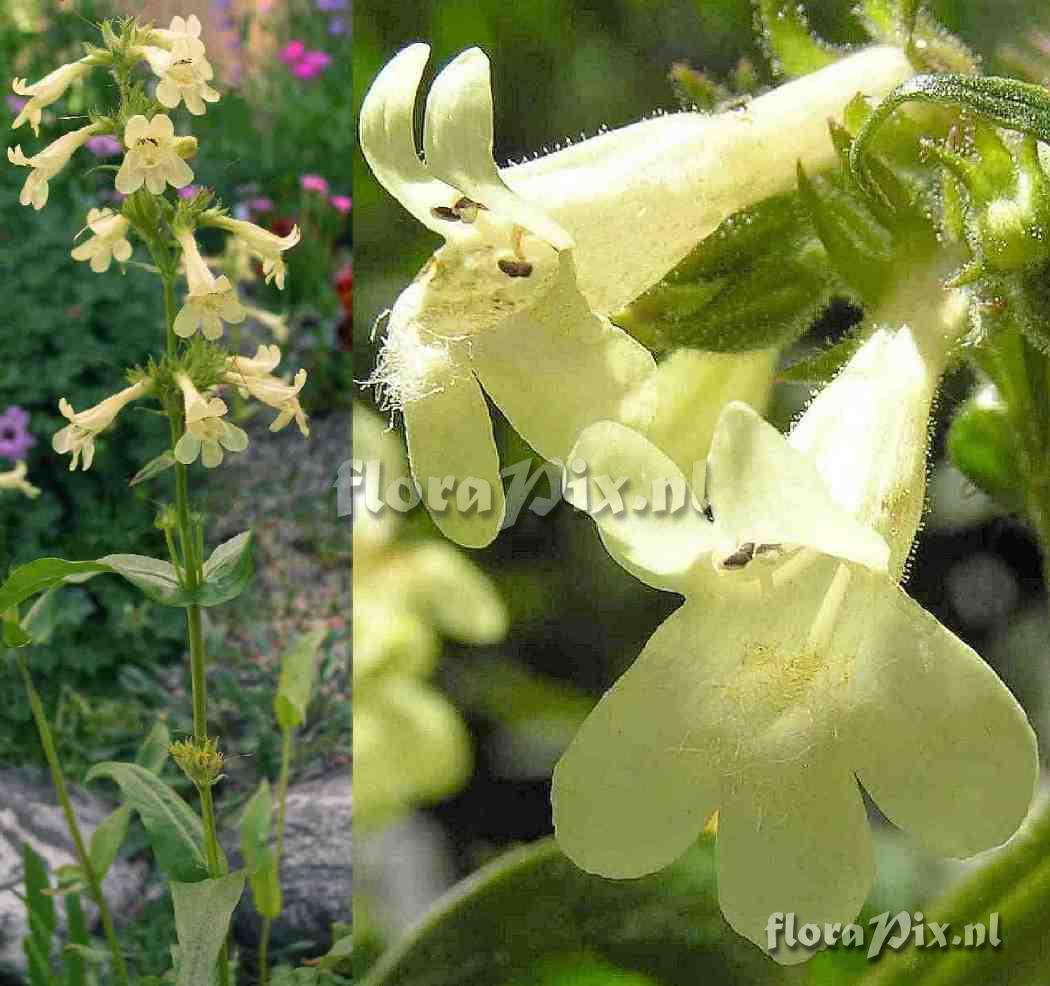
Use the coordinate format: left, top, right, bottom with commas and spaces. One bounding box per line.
275, 628, 326, 730
170, 871, 246, 986
947, 399, 1026, 513
22, 843, 56, 986
0, 554, 192, 614
3, 617, 31, 648
503, 954, 662, 986
136, 719, 174, 774
778, 333, 864, 386
197, 531, 254, 607
130, 451, 177, 487
85, 762, 216, 883
241, 780, 282, 919
20, 587, 93, 646
851, 74, 1050, 188
88, 804, 133, 882
358, 837, 776, 986
754, 0, 838, 78
63, 893, 88, 986
316, 932, 353, 972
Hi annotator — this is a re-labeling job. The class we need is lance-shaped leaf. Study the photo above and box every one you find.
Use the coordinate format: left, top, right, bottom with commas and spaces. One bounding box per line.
240, 780, 282, 919
170, 871, 246, 986
197, 530, 254, 607
85, 762, 219, 884
275, 628, 326, 730
23, 844, 56, 986
129, 450, 176, 487
755, 0, 839, 78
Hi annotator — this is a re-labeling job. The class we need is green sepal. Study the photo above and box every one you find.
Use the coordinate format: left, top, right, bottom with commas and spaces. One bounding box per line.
996, 268, 1050, 355
947, 397, 1026, 513
778, 332, 864, 386
613, 193, 835, 352
753, 0, 838, 78
856, 1, 977, 74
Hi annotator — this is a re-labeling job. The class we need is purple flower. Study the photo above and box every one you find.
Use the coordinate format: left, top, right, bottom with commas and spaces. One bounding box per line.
6, 95, 27, 115
316, 0, 348, 9
328, 17, 348, 36
247, 196, 274, 213
0, 406, 35, 461
178, 185, 202, 199
86, 134, 122, 157
300, 174, 329, 194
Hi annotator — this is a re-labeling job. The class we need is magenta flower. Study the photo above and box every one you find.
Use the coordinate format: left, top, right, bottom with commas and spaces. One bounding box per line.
178, 185, 202, 199
330, 194, 352, 214
280, 40, 306, 65
247, 196, 275, 213
292, 51, 332, 80
0, 406, 36, 460
300, 174, 329, 194
86, 134, 122, 157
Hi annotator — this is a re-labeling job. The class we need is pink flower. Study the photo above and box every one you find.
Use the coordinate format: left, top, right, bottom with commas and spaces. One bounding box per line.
291, 51, 332, 80
329, 194, 352, 214
247, 196, 274, 213
300, 174, 329, 194
86, 134, 122, 157
178, 185, 201, 199
280, 40, 306, 65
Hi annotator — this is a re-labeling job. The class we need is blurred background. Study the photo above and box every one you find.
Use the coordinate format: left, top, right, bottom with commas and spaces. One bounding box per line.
353, 0, 1050, 981
1, 0, 350, 977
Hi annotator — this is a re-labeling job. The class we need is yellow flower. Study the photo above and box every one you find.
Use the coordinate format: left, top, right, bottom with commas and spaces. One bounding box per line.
173, 229, 246, 340
10, 58, 93, 136
138, 39, 220, 116
0, 461, 40, 499
224, 345, 308, 436
8, 123, 102, 210
115, 114, 194, 196
71, 208, 133, 273
173, 374, 248, 469
204, 214, 301, 289
52, 380, 151, 471
146, 14, 207, 60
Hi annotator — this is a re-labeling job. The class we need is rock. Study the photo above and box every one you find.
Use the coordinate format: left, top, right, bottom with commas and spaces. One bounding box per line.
0, 768, 148, 981
230, 773, 351, 961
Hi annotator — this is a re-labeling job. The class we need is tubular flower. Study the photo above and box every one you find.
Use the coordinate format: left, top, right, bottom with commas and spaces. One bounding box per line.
224, 345, 309, 436
173, 374, 248, 469
10, 58, 93, 136
0, 461, 40, 499
203, 213, 301, 289
360, 44, 914, 549
71, 208, 133, 273
553, 327, 1038, 965
173, 228, 246, 340
146, 14, 207, 59
52, 380, 151, 472
138, 40, 220, 116
115, 114, 194, 195
8, 123, 102, 210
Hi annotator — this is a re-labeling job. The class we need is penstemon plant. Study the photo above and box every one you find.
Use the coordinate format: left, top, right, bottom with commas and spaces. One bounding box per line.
357, 0, 1050, 982
0, 12, 347, 986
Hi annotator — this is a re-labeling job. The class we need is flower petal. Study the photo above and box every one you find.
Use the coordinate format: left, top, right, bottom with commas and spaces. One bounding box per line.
565, 421, 714, 592
359, 43, 460, 236
847, 575, 1038, 858
553, 602, 720, 878
403, 368, 506, 548
423, 47, 573, 251
472, 253, 655, 462
717, 751, 873, 965
707, 402, 890, 572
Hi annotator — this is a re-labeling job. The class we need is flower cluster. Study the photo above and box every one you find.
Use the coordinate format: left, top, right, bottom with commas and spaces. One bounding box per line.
7, 14, 305, 475
0, 406, 40, 500
363, 41, 1040, 965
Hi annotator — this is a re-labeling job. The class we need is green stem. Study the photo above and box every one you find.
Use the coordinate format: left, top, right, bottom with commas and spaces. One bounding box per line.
16, 652, 131, 986
259, 727, 294, 986
160, 270, 232, 986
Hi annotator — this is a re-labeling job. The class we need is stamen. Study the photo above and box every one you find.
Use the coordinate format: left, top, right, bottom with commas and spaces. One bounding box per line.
805, 562, 852, 653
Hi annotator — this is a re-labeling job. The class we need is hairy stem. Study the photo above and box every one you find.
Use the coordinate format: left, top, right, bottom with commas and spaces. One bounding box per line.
16, 652, 131, 986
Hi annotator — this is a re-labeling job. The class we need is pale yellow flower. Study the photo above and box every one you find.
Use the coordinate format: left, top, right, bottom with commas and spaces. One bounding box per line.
10, 58, 93, 136
52, 380, 151, 471
115, 114, 194, 195
204, 213, 301, 289
0, 461, 40, 499
8, 123, 101, 210
137, 40, 220, 116
173, 229, 245, 340
173, 374, 249, 469
146, 15, 207, 60
224, 345, 309, 436
71, 208, 133, 273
